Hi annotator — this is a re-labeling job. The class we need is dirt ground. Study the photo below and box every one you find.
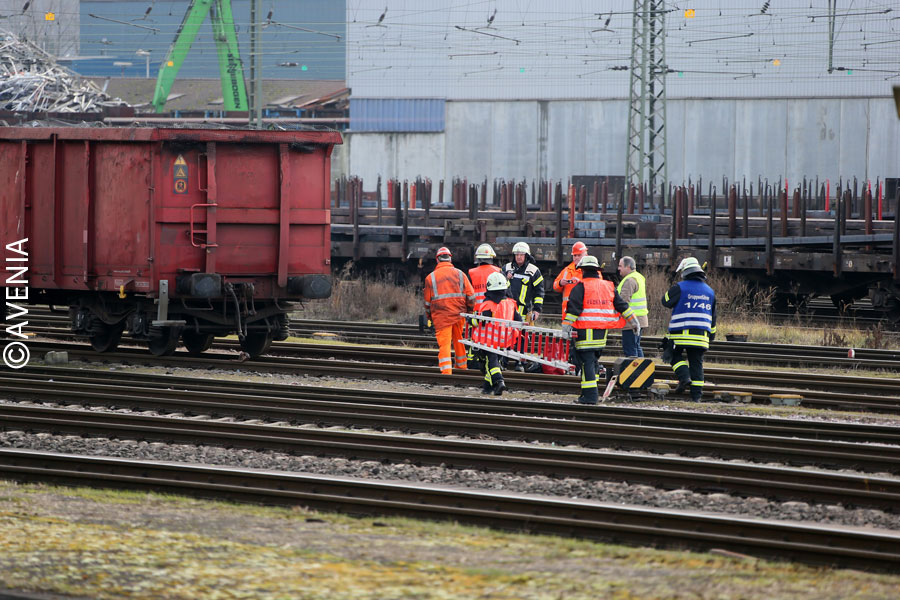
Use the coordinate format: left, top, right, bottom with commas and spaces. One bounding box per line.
1, 481, 899, 600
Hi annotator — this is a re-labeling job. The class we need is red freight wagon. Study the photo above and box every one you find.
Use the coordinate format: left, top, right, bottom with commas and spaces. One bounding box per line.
0, 126, 341, 357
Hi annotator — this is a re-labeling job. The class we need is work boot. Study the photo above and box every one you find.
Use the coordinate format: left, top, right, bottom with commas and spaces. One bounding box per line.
691, 393, 703, 402
481, 381, 493, 394
575, 395, 598, 405
492, 379, 507, 396
524, 361, 542, 373
673, 381, 689, 395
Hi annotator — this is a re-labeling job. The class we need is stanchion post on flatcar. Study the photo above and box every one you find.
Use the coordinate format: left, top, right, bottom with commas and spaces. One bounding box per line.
893, 86, 900, 281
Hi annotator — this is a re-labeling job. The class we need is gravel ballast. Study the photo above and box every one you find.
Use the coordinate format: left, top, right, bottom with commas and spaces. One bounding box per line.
3, 429, 898, 532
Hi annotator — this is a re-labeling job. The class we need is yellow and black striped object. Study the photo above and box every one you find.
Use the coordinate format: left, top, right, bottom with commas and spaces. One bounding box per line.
613, 357, 655, 390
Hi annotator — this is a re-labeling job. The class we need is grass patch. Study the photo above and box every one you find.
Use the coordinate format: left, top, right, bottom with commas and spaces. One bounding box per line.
2, 481, 900, 600
297, 264, 422, 324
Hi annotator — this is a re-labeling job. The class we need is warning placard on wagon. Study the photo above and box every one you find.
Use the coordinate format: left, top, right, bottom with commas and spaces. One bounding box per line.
174, 155, 189, 194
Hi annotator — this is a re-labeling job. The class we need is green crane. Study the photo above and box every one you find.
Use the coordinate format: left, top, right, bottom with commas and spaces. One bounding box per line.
152, 0, 249, 113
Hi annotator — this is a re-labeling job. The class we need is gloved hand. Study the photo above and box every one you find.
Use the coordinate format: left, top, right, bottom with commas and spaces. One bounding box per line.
561, 321, 574, 337
427, 319, 433, 329
633, 322, 642, 338
559, 279, 574, 286
529, 311, 540, 323
709, 332, 715, 343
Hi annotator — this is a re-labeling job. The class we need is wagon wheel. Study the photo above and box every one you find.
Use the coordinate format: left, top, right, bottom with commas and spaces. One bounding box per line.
239, 332, 274, 359
148, 327, 180, 357
90, 322, 124, 353
182, 331, 214, 356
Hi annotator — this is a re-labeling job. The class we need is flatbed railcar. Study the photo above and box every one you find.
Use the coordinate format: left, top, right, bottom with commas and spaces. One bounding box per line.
0, 126, 341, 357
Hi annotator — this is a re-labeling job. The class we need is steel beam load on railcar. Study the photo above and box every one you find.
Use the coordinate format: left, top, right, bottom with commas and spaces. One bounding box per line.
0, 126, 341, 358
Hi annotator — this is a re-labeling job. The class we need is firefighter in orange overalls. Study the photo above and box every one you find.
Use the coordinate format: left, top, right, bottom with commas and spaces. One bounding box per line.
552, 241, 591, 320
562, 255, 640, 404
473, 271, 523, 395
424, 247, 476, 374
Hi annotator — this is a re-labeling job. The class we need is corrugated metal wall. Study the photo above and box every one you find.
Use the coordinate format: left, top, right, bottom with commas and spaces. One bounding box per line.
344, 97, 900, 187
347, 0, 899, 101
350, 98, 445, 132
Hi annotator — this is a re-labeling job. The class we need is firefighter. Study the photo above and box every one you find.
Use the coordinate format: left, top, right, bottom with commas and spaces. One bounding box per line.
473, 271, 523, 396
503, 241, 545, 372
661, 257, 717, 401
552, 241, 590, 320
424, 247, 476, 374
502, 241, 545, 322
562, 255, 640, 404
616, 256, 648, 357
468, 243, 500, 308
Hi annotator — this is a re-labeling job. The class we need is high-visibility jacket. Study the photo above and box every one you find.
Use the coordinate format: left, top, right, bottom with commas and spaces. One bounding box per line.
473, 297, 520, 348
616, 271, 648, 317
502, 259, 544, 316
664, 278, 716, 348
468, 263, 501, 307
552, 261, 583, 318
424, 261, 476, 330
570, 278, 626, 330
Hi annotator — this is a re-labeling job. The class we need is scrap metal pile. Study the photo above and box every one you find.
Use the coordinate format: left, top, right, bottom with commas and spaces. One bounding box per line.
1, 30, 127, 113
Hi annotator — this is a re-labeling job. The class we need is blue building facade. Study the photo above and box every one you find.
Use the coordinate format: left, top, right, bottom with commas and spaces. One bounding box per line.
74, 1, 345, 80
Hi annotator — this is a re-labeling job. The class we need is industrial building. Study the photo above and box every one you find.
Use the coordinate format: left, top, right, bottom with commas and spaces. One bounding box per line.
343, 0, 900, 189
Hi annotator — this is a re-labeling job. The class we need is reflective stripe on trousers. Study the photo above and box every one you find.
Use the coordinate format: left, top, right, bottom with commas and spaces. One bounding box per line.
435, 319, 467, 374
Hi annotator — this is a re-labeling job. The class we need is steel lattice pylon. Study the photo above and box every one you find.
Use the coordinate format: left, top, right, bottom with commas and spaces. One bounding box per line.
626, 0, 667, 192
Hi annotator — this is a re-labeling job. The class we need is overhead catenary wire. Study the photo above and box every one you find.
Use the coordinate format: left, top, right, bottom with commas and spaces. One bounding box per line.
3, 1, 897, 91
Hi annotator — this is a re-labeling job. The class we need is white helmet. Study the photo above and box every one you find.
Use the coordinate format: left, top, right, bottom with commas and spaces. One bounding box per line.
485, 271, 509, 291
676, 256, 704, 277
474, 243, 496, 261
576, 255, 600, 269
512, 241, 530, 255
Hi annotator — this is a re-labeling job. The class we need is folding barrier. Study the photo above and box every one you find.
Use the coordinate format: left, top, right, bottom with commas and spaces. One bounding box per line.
460, 313, 575, 373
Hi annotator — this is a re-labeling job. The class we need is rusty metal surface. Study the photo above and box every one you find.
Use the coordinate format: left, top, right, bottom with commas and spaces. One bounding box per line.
0, 127, 340, 298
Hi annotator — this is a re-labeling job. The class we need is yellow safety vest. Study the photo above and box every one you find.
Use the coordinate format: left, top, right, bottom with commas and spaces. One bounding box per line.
617, 271, 648, 317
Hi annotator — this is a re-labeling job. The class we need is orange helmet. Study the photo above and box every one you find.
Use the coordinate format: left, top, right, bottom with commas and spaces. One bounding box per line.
572, 241, 587, 257
436, 247, 452, 259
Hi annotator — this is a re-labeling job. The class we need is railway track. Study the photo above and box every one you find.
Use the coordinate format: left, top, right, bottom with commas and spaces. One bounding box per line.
13, 365, 900, 443
541, 297, 897, 328
19, 309, 900, 371
4, 399, 900, 511
5, 369, 900, 474
2, 448, 898, 571
15, 367, 900, 445
22, 340, 900, 414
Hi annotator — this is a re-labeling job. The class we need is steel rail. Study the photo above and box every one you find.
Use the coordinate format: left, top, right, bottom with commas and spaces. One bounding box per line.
18, 324, 900, 373
23, 341, 900, 414
5, 376, 900, 474
17, 310, 900, 367
4, 403, 900, 511
2, 449, 898, 571
14, 367, 900, 446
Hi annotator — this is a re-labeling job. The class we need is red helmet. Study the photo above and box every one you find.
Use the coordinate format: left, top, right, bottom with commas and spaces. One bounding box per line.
436, 247, 452, 259
572, 241, 587, 256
